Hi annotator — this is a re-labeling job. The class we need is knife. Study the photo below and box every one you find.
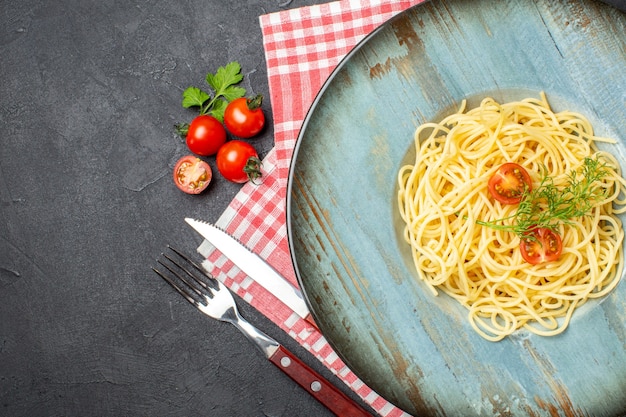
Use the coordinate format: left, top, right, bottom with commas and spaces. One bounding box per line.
185, 218, 318, 330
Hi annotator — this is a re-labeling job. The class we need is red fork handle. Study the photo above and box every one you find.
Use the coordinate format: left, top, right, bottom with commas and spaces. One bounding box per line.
269, 345, 373, 417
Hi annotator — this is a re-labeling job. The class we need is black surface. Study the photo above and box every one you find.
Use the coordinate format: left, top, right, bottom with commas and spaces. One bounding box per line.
0, 1, 375, 416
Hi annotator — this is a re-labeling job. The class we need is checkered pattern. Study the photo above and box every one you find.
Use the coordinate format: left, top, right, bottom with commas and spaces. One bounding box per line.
197, 1, 423, 416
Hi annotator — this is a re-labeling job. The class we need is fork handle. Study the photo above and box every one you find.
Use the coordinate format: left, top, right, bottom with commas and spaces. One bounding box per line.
269, 345, 373, 417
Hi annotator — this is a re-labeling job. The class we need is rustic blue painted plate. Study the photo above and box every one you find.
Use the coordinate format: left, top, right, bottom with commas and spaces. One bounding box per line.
287, 1, 626, 416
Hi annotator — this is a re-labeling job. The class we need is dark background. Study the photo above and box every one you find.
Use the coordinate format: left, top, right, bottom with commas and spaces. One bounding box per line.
0, 0, 376, 416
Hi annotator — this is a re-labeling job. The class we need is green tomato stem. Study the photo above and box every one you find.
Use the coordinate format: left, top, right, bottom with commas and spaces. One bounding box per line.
246, 94, 263, 111
243, 156, 263, 184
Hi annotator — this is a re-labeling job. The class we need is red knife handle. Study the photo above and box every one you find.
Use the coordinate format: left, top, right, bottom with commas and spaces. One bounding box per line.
269, 345, 373, 417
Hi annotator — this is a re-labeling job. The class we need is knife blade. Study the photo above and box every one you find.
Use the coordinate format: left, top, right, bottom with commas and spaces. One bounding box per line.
185, 218, 318, 330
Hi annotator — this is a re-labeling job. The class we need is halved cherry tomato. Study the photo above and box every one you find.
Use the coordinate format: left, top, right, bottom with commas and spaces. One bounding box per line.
223, 95, 265, 138
216, 140, 262, 183
186, 115, 227, 156
488, 162, 532, 204
173, 155, 212, 194
520, 227, 563, 264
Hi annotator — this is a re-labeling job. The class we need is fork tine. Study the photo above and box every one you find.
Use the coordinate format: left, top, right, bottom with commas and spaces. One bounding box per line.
165, 245, 220, 293
167, 245, 215, 284
158, 254, 204, 294
152, 266, 198, 306
163, 251, 216, 294
153, 246, 220, 306
157, 254, 203, 297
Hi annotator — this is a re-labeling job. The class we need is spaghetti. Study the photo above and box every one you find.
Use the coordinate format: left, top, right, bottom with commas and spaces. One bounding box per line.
397, 93, 626, 341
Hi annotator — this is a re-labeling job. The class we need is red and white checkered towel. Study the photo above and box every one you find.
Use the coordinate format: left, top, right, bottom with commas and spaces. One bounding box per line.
198, 1, 423, 415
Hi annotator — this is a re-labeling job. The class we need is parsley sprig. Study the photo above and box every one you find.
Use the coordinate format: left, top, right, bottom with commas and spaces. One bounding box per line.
477, 156, 610, 237
178, 61, 246, 125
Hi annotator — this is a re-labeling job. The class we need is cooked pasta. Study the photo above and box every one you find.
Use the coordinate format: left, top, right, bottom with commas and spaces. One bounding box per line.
397, 93, 626, 341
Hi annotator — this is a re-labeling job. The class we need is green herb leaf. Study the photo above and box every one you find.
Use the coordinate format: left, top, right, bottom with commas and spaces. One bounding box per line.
477, 156, 610, 237
181, 87, 210, 109
176, 62, 246, 133
198, 61, 246, 115
209, 99, 228, 123
202, 62, 246, 114
206, 61, 244, 93
221, 85, 246, 102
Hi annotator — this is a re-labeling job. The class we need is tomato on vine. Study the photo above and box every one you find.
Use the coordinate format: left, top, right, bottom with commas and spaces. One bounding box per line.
178, 115, 227, 156
224, 95, 266, 138
216, 140, 262, 183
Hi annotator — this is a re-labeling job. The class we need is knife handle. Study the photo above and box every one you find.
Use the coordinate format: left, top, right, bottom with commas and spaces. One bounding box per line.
269, 345, 373, 417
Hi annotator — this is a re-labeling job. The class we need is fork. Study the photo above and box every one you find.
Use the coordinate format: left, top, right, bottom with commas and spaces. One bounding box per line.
152, 245, 373, 417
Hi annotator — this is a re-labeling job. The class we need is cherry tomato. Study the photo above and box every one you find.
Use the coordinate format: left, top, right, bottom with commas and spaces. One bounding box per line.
216, 140, 262, 183
186, 115, 227, 156
223, 95, 265, 138
173, 155, 212, 194
488, 163, 532, 204
520, 227, 563, 264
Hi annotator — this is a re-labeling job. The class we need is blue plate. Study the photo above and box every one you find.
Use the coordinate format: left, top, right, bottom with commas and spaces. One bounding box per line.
287, 1, 626, 415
